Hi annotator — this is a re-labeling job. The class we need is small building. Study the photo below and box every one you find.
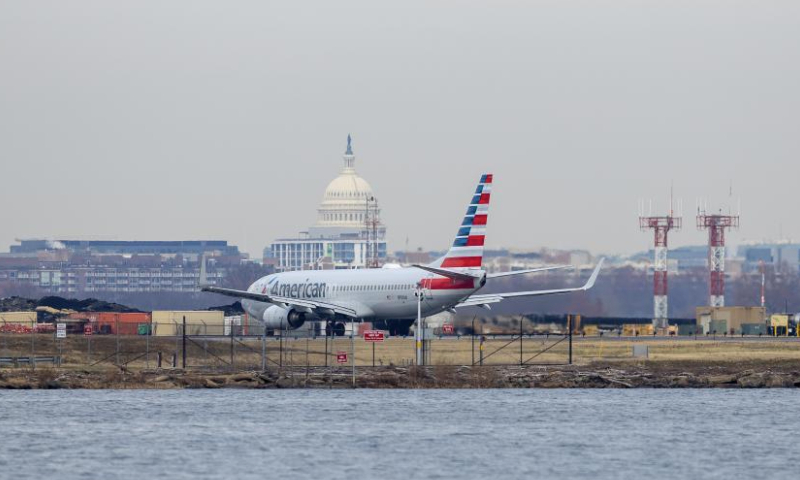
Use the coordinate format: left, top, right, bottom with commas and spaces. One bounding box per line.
0, 311, 37, 326
696, 306, 767, 335
151, 311, 225, 336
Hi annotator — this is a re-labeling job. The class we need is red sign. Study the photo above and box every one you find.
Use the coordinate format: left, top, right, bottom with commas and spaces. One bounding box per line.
84, 325, 93, 336
442, 324, 455, 335
336, 351, 348, 363
363, 330, 385, 343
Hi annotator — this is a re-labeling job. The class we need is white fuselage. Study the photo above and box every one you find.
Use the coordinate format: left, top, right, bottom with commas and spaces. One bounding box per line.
241, 267, 484, 323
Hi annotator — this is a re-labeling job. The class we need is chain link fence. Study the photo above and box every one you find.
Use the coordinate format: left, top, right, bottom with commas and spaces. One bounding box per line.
4, 319, 799, 371
1, 319, 574, 370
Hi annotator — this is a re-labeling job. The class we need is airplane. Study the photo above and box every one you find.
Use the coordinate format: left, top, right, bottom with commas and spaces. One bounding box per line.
201, 174, 603, 335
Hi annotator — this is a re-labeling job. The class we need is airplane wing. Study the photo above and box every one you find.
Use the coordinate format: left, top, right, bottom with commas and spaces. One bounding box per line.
201, 286, 358, 317
456, 259, 604, 309
486, 265, 571, 279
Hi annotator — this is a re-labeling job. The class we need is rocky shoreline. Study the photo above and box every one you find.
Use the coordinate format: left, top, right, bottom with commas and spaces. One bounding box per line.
2, 361, 800, 389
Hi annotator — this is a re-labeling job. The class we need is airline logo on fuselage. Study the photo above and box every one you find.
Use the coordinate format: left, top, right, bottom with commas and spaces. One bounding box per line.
270, 281, 327, 299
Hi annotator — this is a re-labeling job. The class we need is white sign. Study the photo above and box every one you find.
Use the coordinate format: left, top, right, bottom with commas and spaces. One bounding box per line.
56, 323, 67, 339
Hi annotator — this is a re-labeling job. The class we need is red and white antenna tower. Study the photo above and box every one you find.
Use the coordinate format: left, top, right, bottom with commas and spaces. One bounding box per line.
639, 195, 682, 329
696, 202, 739, 307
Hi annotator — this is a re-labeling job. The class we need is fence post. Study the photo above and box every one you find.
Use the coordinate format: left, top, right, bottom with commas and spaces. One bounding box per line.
568, 315, 573, 365
173, 321, 179, 366
479, 324, 484, 367
350, 318, 356, 388
1, 320, 6, 359
471, 318, 475, 366
519, 318, 523, 366
230, 321, 234, 368
145, 324, 149, 369
116, 318, 120, 366
31, 318, 35, 370
182, 316, 186, 369
261, 327, 266, 372
324, 322, 329, 367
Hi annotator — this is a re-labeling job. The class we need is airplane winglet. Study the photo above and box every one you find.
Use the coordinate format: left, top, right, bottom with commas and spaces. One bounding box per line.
581, 258, 604, 291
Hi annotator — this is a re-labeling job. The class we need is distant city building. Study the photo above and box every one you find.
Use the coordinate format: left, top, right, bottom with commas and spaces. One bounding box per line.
269, 136, 387, 271
9, 240, 240, 257
633, 245, 709, 271
739, 242, 800, 273
0, 240, 246, 294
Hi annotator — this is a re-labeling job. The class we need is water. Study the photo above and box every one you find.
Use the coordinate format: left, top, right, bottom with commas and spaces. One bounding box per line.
0, 389, 796, 479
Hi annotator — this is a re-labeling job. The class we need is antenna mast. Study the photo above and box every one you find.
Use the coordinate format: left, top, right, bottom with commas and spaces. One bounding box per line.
696, 201, 740, 307
639, 195, 682, 330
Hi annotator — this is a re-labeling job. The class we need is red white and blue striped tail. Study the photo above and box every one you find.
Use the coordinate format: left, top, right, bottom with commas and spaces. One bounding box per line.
430, 174, 492, 270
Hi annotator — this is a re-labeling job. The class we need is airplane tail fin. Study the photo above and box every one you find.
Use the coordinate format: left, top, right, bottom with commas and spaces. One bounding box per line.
429, 174, 492, 270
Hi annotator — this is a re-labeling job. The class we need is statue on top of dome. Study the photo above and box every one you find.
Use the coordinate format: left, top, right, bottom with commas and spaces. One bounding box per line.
345, 134, 353, 155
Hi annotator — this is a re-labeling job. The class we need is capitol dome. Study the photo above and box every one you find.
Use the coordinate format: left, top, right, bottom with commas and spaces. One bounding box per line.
315, 135, 379, 228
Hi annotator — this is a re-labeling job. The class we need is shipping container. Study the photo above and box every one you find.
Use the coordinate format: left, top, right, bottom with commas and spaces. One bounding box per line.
582, 325, 600, 336
151, 311, 225, 336
0, 311, 37, 324
678, 324, 699, 336
0, 312, 38, 334
622, 324, 653, 336
95, 312, 152, 335
709, 320, 727, 335
741, 323, 767, 336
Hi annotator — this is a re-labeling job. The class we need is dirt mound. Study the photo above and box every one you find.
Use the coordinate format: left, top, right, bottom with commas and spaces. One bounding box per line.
0, 296, 140, 313
208, 302, 245, 317
0, 296, 37, 312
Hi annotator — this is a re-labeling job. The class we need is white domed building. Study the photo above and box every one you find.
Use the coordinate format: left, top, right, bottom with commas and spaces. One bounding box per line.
269, 136, 387, 271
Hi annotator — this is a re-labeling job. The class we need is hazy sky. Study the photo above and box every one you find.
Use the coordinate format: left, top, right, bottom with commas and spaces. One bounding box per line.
1, 1, 798, 258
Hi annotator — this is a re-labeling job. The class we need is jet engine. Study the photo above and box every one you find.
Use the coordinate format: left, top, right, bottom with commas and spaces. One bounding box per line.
262, 305, 306, 330
325, 321, 346, 337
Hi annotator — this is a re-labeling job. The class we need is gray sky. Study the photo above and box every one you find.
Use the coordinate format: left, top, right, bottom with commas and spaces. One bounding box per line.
1, 1, 798, 258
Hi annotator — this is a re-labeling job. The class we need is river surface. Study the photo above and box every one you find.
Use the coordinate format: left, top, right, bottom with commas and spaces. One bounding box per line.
0, 389, 796, 479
